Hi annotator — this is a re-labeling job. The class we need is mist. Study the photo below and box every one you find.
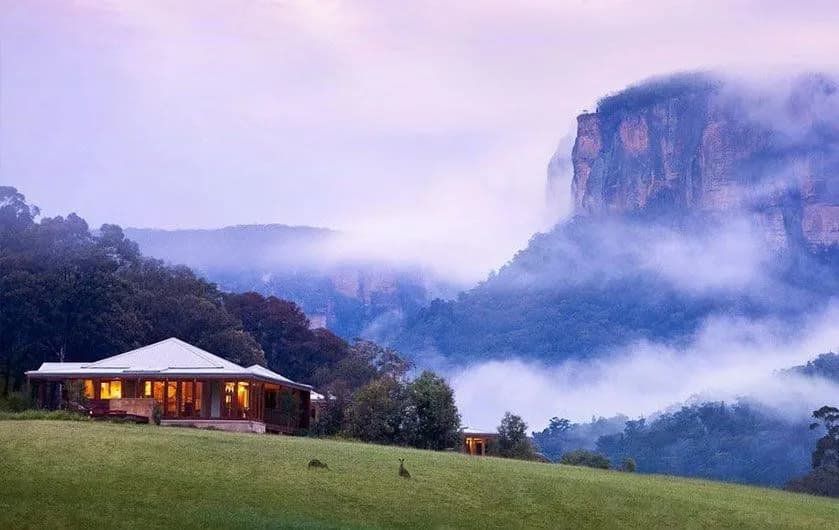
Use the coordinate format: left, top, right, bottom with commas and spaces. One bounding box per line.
8, 2, 839, 284
450, 303, 839, 431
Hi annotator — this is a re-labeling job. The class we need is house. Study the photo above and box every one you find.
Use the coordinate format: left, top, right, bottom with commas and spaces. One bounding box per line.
461, 427, 498, 456
25, 337, 313, 434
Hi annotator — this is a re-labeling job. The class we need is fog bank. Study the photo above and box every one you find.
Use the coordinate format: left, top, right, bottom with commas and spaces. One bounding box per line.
451, 303, 839, 431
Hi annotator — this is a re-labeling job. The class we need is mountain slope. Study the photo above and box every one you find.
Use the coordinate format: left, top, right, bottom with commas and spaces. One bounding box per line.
125, 225, 455, 340
396, 73, 839, 364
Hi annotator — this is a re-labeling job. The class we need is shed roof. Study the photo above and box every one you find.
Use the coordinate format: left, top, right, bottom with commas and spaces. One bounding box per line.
462, 426, 498, 436
25, 337, 311, 391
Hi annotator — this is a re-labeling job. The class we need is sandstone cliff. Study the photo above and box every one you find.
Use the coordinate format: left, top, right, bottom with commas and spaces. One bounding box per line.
563, 73, 839, 249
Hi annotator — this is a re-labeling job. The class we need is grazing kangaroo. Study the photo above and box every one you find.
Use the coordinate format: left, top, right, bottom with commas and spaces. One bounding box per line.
308, 458, 329, 470
398, 458, 411, 479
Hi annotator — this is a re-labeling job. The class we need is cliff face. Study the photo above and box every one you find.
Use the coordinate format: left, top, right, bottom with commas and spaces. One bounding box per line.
566, 73, 839, 249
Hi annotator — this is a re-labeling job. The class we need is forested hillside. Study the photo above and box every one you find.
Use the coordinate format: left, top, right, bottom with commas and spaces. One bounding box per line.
0, 187, 354, 393
531, 353, 839, 487
395, 215, 839, 363
125, 226, 455, 341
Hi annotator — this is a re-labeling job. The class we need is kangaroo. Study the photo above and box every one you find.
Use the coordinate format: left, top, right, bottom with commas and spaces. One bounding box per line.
308, 458, 329, 470
398, 458, 411, 479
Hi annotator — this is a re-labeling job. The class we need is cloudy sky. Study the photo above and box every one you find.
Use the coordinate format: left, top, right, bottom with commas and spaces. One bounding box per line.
3, 1, 839, 280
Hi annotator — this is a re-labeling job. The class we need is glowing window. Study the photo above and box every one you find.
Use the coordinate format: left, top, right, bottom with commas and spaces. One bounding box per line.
143, 381, 152, 397
237, 382, 250, 410
82, 380, 94, 399
166, 382, 177, 415
99, 380, 122, 399
194, 382, 203, 416
180, 381, 200, 417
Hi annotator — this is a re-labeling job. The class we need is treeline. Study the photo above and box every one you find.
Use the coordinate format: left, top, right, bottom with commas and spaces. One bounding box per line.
0, 187, 463, 449
595, 402, 817, 487
532, 354, 839, 489
532, 400, 823, 487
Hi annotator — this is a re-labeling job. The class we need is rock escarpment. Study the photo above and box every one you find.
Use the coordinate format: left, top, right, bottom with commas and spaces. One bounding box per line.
561, 73, 839, 249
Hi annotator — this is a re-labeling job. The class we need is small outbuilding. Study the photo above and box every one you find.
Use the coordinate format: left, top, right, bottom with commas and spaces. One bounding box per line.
461, 427, 498, 456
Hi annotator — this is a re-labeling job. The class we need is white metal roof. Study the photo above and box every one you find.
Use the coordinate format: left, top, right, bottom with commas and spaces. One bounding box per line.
245, 364, 297, 385
25, 337, 312, 390
462, 426, 497, 435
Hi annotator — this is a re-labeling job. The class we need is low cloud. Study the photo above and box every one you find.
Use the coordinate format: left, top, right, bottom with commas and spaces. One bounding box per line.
502, 214, 773, 298
450, 302, 839, 431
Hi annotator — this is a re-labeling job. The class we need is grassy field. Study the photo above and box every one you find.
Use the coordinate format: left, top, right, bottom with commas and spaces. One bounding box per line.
1, 421, 836, 529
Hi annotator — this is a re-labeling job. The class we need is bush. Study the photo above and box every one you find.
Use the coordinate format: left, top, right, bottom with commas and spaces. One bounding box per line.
785, 467, 839, 498
620, 458, 637, 472
0, 410, 89, 421
559, 449, 611, 469
0, 392, 34, 412
152, 404, 162, 425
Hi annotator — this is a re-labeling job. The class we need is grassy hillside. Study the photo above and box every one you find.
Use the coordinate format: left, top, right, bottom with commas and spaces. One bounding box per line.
1, 422, 836, 529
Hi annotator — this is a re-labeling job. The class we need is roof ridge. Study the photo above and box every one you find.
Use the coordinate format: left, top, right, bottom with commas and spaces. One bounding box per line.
171, 338, 227, 368
85, 337, 174, 367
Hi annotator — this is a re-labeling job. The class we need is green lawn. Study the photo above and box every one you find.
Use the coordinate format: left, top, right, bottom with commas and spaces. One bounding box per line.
0, 421, 836, 529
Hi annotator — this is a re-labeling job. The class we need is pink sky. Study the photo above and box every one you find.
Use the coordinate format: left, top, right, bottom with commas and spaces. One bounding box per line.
3, 0, 839, 281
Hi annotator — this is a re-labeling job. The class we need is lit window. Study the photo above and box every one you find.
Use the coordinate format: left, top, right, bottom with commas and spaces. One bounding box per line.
143, 381, 152, 397
194, 382, 202, 417
166, 382, 177, 415
99, 380, 122, 399
180, 381, 197, 417
82, 380, 94, 399
237, 382, 250, 410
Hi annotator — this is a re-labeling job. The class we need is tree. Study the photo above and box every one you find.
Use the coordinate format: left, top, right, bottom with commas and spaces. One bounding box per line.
545, 417, 572, 435
402, 371, 461, 450
495, 412, 536, 460
313, 339, 413, 393
344, 378, 405, 444
786, 404, 839, 497
809, 405, 839, 469
314, 381, 350, 437
225, 292, 349, 382
559, 449, 611, 469
785, 466, 839, 498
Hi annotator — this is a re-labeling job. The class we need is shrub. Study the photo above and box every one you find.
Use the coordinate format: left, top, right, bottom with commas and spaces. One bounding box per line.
785, 467, 839, 498
152, 404, 162, 425
559, 449, 611, 469
620, 458, 637, 472
0, 392, 34, 412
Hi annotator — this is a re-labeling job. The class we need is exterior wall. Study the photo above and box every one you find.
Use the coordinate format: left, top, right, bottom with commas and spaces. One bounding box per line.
160, 419, 266, 434
30, 375, 312, 434
300, 390, 311, 429
463, 434, 498, 455
109, 398, 156, 423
